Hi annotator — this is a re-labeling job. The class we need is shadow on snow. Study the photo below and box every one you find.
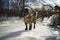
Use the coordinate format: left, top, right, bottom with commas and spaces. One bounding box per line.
0, 30, 27, 40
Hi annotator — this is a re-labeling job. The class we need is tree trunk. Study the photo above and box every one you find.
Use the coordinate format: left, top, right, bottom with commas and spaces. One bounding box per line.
58, 14, 60, 25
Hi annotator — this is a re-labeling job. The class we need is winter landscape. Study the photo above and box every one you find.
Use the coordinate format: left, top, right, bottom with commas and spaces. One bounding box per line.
0, 0, 60, 40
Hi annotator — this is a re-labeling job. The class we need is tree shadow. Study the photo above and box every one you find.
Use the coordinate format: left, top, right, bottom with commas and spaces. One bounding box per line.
27, 37, 39, 40
49, 25, 60, 31
0, 17, 9, 22
0, 30, 27, 40
19, 37, 39, 40
45, 36, 57, 40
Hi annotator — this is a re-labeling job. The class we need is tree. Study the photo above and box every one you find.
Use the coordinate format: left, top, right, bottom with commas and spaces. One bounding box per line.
0, 0, 2, 6
0, 0, 3, 16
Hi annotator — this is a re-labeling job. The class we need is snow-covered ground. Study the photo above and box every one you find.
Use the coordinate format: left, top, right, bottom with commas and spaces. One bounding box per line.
0, 17, 60, 40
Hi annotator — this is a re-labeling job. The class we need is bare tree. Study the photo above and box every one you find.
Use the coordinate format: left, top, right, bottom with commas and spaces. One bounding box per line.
0, 0, 2, 7
0, 0, 3, 16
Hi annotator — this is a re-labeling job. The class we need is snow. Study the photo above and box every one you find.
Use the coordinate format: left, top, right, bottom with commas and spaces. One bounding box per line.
0, 17, 60, 40
43, 15, 59, 26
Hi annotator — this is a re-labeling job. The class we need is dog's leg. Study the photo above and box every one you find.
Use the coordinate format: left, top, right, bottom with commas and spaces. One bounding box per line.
25, 23, 28, 30
29, 24, 32, 30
